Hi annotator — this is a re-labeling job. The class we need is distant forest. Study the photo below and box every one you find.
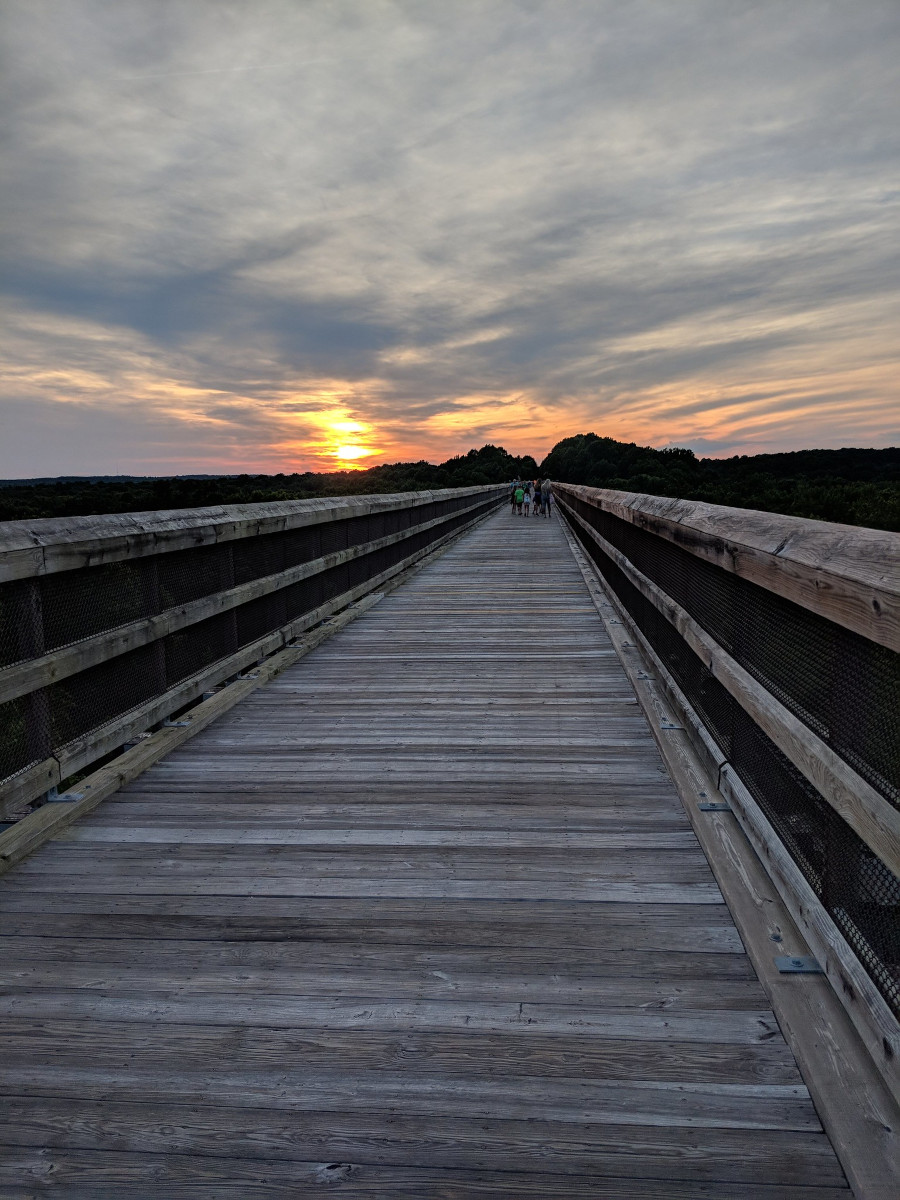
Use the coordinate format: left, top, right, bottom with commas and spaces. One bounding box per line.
1, 438, 898, 532
541, 435, 900, 532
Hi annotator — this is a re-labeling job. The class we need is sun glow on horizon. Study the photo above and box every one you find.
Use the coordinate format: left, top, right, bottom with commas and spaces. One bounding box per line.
310, 411, 382, 470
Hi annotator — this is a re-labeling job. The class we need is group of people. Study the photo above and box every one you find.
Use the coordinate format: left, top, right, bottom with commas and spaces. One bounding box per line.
510, 478, 553, 517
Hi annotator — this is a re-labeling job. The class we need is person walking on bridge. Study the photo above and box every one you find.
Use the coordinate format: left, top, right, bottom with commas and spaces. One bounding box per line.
542, 479, 553, 518
514, 483, 524, 514
522, 484, 532, 516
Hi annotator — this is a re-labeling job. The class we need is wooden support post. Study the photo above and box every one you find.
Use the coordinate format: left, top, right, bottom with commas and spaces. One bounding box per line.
19, 581, 52, 781
140, 558, 168, 698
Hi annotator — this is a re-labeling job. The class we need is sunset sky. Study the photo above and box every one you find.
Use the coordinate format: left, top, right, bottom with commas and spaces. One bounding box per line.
1, 1, 898, 477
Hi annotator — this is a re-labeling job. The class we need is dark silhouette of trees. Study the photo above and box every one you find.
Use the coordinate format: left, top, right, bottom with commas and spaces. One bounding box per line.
3, 436, 896, 531
0, 444, 539, 522
539, 435, 899, 531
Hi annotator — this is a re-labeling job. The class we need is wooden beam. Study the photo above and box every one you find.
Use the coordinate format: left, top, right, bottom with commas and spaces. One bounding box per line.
0, 485, 505, 582
553, 483, 900, 650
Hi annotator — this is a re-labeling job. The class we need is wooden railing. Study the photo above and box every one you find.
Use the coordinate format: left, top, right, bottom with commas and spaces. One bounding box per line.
0, 486, 505, 817
554, 482, 900, 1095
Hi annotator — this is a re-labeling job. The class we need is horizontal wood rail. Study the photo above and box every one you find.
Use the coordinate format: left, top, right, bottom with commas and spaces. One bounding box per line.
0, 486, 504, 816
0, 489, 496, 582
555, 483, 899, 651
554, 482, 900, 1097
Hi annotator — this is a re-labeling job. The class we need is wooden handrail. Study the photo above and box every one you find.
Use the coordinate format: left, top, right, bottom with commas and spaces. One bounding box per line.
0, 485, 504, 582
553, 483, 900, 650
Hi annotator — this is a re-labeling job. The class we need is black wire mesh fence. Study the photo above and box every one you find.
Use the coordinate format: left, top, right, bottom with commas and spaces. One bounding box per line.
563, 492, 899, 807
0, 488, 503, 802
560, 493, 900, 1021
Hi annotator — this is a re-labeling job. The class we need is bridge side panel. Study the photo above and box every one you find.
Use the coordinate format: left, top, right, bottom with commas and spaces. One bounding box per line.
0, 487, 505, 817
554, 482, 900, 1095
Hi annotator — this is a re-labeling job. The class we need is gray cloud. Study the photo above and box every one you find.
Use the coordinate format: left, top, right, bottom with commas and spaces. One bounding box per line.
1, 0, 898, 474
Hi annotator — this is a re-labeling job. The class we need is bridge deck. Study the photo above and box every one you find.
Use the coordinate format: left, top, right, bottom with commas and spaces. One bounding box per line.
0, 508, 850, 1196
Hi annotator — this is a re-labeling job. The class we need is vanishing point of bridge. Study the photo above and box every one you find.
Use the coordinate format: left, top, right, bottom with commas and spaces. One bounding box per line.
0, 486, 897, 1196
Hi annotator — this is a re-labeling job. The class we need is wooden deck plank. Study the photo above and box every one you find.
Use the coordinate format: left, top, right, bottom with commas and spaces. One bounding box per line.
0, 1150, 853, 1200
0, 1098, 848, 1187
0, 1017, 805, 1083
0, 509, 851, 1195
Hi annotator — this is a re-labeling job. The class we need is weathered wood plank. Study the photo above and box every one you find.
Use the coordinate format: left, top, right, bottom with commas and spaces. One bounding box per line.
0, 485, 504, 581
0, 1066, 818, 1130
0, 1097, 848, 1186
0, 899, 747, 952
0, 1017, 804, 1083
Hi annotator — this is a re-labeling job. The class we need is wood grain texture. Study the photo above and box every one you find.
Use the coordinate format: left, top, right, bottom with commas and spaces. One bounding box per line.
0, 484, 505, 582
553, 482, 900, 649
0, 508, 851, 1196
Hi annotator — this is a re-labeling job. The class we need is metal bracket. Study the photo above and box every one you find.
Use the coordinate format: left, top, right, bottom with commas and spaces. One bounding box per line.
46, 792, 84, 804
660, 720, 684, 730
698, 801, 731, 812
163, 719, 190, 728
775, 955, 823, 974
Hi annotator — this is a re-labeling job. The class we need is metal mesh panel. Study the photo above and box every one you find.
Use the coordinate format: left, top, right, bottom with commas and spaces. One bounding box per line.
284, 576, 322, 620
319, 519, 349, 558
40, 561, 147, 651
566, 494, 900, 808
0, 694, 33, 781
565, 507, 900, 1019
156, 543, 234, 609
232, 532, 285, 586
0, 580, 37, 668
0, 491, 501, 799
165, 611, 238, 687
48, 642, 165, 748
236, 592, 288, 647
282, 524, 322, 569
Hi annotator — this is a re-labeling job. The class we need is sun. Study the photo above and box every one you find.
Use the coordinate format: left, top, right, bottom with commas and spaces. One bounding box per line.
319, 414, 380, 469
334, 444, 373, 461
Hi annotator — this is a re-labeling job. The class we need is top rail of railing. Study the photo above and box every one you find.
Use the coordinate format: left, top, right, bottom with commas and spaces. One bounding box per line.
0, 486, 501, 583
554, 484, 900, 651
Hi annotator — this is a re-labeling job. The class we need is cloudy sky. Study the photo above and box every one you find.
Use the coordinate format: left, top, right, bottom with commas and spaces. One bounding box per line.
1, 0, 898, 476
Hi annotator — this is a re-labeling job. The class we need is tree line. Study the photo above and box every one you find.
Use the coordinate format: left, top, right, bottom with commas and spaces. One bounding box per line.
0, 445, 539, 523
540, 435, 900, 531
1, 436, 897, 531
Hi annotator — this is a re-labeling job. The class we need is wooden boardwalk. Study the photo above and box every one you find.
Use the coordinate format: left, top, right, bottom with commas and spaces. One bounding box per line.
0, 507, 851, 1197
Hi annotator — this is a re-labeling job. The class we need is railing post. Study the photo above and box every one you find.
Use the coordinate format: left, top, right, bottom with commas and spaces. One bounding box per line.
19, 579, 53, 778
140, 559, 168, 697
219, 544, 239, 655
